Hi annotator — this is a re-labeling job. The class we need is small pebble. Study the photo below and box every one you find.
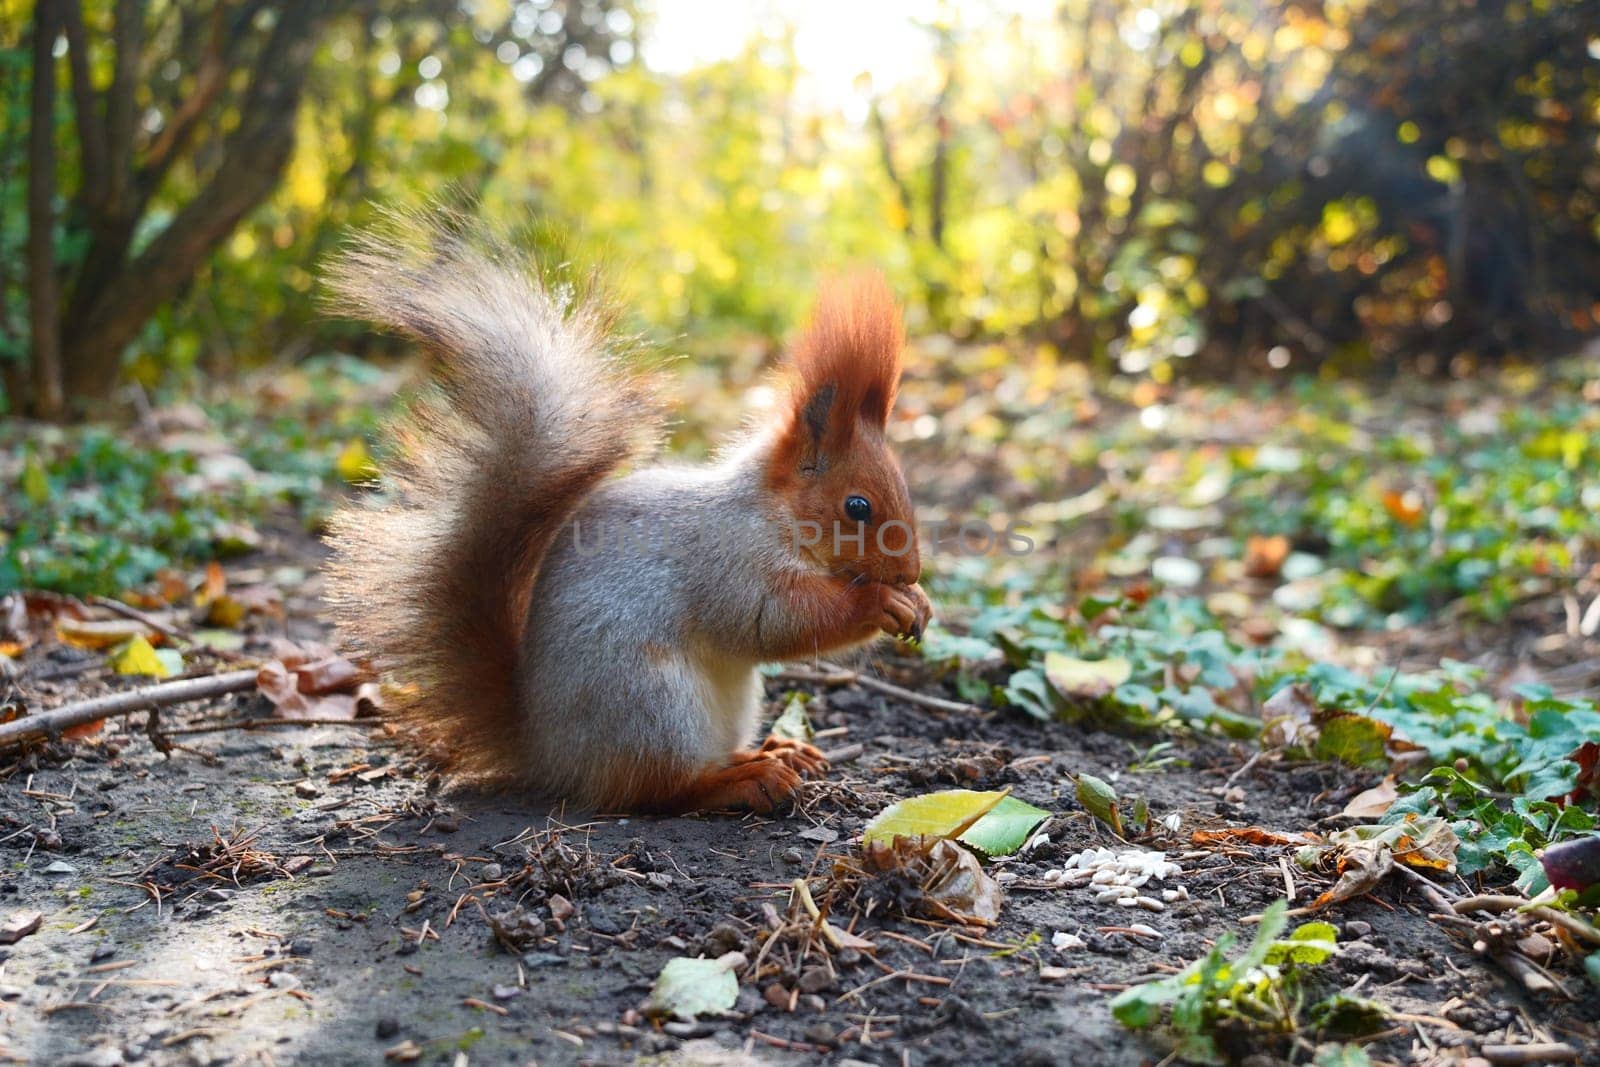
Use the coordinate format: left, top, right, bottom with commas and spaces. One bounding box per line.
802, 1022, 836, 1046
481, 862, 504, 882
797, 966, 833, 994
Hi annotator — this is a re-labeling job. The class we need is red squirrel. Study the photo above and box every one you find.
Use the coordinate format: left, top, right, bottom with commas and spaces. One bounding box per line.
322, 212, 932, 814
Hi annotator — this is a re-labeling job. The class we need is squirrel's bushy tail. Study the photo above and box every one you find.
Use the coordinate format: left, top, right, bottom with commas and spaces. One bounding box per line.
322, 210, 661, 782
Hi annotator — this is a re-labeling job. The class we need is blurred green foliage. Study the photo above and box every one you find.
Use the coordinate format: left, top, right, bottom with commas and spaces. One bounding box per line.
2, 0, 1596, 410
928, 588, 1600, 895
0, 356, 386, 594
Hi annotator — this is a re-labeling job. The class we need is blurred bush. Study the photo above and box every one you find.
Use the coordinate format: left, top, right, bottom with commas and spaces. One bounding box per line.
1, 0, 1595, 416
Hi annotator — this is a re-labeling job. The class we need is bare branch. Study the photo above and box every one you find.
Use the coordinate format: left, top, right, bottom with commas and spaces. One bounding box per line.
104, 0, 147, 215
138, 5, 227, 193
58, 0, 108, 210
869, 100, 916, 238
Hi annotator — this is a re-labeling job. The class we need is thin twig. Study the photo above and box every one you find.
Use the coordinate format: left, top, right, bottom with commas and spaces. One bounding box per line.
0, 669, 259, 749
159, 717, 387, 738
86, 596, 196, 648
1479, 1044, 1579, 1065
777, 661, 984, 717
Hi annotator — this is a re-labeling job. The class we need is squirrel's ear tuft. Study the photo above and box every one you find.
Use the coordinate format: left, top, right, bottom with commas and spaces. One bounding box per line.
791, 271, 904, 429
769, 271, 903, 482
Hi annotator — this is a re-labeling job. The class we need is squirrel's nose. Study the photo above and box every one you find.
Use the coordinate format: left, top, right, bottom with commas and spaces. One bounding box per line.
884, 556, 921, 587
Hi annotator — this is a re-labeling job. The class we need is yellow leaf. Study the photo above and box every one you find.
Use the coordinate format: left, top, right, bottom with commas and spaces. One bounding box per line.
862, 789, 1009, 846
110, 637, 170, 678
336, 439, 380, 484
205, 595, 246, 629
1043, 652, 1132, 699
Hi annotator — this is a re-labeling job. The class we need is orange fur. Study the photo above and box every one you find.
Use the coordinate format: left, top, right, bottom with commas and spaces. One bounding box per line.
790, 270, 905, 430
764, 271, 921, 588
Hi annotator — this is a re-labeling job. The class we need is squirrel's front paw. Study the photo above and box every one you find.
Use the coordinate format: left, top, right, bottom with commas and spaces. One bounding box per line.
754, 736, 830, 777
878, 581, 933, 641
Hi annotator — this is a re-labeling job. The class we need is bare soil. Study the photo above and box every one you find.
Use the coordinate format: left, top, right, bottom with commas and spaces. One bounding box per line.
3, 537, 1597, 1066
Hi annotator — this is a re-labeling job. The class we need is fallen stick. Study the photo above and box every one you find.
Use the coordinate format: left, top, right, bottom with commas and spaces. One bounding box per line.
159, 716, 385, 738
0, 669, 260, 749
776, 661, 985, 717
1454, 893, 1600, 947
1479, 1043, 1579, 1064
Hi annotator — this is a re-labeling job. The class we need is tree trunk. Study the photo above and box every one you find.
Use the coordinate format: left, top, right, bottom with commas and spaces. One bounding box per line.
58, 2, 321, 404
27, 0, 65, 419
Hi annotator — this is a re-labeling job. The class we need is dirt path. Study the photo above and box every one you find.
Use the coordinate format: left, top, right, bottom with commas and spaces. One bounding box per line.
5, 601, 1596, 1066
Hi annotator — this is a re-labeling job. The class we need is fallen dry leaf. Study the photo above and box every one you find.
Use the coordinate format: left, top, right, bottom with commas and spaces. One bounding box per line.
269, 638, 338, 669
1261, 683, 1320, 750
1243, 534, 1291, 578
1311, 840, 1394, 910
61, 718, 106, 741
1191, 827, 1318, 848
22, 591, 89, 627
196, 562, 283, 627
55, 617, 159, 651
1303, 815, 1459, 910
256, 653, 375, 720
1343, 776, 1400, 819
1555, 740, 1600, 806
861, 836, 1003, 924
383, 1040, 422, 1062
296, 657, 362, 695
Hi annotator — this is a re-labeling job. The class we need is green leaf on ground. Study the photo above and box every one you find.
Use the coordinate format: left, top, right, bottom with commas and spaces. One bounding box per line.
1077, 773, 1122, 836
958, 796, 1052, 857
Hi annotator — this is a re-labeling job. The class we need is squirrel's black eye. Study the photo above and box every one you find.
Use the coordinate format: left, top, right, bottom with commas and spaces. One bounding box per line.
844, 495, 872, 523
